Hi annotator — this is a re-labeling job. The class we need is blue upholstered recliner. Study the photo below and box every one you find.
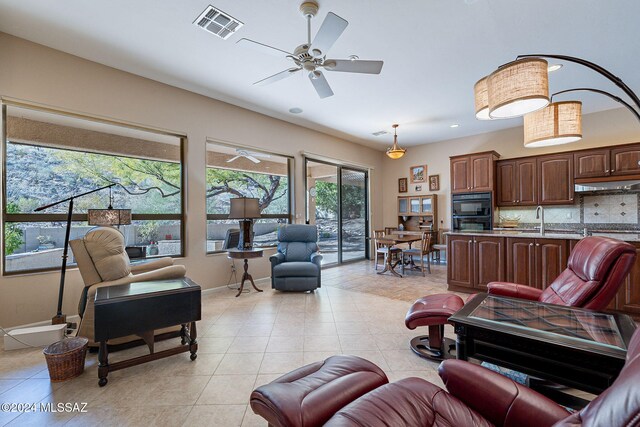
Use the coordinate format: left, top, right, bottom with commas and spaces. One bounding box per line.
270, 224, 322, 292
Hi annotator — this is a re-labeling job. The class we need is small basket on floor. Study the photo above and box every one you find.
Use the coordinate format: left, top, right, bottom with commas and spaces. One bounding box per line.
43, 337, 88, 382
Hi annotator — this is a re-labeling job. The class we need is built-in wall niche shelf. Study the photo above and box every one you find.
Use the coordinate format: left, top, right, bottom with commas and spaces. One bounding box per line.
397, 195, 438, 231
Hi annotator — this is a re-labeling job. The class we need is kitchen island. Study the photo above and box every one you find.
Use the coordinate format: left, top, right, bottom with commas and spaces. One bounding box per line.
445, 230, 640, 319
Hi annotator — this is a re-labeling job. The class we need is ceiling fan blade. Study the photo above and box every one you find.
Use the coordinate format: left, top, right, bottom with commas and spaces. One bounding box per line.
237, 38, 292, 56
226, 155, 241, 163
309, 12, 348, 57
253, 68, 301, 86
323, 59, 384, 74
245, 155, 261, 164
308, 71, 334, 99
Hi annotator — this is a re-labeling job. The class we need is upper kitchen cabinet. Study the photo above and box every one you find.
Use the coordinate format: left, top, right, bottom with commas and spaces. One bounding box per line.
611, 144, 640, 176
573, 143, 640, 179
537, 153, 574, 205
574, 148, 611, 178
450, 151, 499, 194
496, 158, 537, 206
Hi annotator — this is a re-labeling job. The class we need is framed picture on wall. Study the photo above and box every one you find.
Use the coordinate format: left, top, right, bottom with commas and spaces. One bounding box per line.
398, 177, 408, 193
410, 165, 426, 183
428, 174, 440, 191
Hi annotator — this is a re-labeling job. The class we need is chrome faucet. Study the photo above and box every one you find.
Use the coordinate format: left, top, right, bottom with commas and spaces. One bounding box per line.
536, 205, 545, 235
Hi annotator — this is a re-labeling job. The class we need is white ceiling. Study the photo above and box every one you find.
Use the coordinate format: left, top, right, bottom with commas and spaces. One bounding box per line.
0, 0, 639, 150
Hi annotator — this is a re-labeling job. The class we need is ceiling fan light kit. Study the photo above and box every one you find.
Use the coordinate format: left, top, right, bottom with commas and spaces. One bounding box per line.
386, 124, 406, 160
475, 54, 640, 148
237, 1, 383, 99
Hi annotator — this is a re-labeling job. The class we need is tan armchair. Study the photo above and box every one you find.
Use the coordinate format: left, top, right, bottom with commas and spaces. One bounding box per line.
70, 227, 186, 346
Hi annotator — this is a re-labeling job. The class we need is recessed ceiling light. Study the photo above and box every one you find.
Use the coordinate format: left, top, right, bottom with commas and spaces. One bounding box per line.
289, 107, 303, 114
548, 64, 563, 72
450, 124, 460, 128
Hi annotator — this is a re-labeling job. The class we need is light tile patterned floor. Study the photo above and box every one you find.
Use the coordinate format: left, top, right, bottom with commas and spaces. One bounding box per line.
0, 260, 457, 426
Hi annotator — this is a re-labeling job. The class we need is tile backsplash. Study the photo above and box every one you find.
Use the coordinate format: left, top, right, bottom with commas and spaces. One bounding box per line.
498, 191, 640, 230
583, 194, 638, 224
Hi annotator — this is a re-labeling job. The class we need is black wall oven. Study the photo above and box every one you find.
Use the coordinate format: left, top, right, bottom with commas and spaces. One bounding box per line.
452, 192, 492, 231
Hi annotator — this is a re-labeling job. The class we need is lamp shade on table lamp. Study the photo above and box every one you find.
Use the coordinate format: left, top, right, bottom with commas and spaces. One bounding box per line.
228, 197, 261, 219
228, 197, 261, 249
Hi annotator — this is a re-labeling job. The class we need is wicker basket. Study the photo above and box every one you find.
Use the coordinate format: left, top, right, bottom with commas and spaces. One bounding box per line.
43, 337, 88, 382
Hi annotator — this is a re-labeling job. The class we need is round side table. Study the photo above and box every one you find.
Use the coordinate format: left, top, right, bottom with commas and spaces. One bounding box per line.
227, 248, 264, 297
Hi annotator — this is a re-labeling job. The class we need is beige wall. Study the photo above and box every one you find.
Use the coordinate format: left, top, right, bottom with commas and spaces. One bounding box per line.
381, 108, 640, 231
0, 32, 384, 327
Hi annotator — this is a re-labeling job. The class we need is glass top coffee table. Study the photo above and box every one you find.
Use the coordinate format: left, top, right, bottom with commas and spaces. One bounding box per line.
449, 293, 636, 395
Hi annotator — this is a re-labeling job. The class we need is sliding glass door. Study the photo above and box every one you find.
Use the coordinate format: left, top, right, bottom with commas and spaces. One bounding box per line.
305, 159, 368, 266
341, 168, 367, 262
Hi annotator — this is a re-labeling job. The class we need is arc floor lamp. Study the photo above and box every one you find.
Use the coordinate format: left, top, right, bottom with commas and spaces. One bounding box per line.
474, 54, 640, 147
34, 183, 131, 325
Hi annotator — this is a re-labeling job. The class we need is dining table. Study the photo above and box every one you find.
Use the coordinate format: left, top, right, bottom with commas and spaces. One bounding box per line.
376, 232, 423, 277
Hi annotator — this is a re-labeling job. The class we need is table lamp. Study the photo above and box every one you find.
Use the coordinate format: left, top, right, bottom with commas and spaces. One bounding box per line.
228, 197, 261, 249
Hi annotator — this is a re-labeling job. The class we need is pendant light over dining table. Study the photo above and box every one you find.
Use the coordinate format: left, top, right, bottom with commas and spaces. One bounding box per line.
386, 124, 406, 159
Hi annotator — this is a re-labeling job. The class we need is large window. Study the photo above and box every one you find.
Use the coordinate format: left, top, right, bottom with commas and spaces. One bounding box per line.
2, 103, 185, 274
206, 142, 293, 252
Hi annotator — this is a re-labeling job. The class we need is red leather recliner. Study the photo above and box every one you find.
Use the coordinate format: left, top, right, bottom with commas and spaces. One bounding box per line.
488, 236, 637, 309
405, 236, 636, 361
251, 328, 640, 426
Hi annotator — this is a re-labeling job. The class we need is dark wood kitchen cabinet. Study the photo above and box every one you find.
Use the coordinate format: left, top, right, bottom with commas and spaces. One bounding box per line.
506, 238, 536, 287
474, 236, 506, 290
536, 238, 569, 289
506, 237, 568, 289
497, 158, 537, 206
611, 144, 640, 176
447, 235, 474, 289
450, 151, 499, 194
574, 149, 611, 178
447, 235, 505, 291
537, 154, 574, 205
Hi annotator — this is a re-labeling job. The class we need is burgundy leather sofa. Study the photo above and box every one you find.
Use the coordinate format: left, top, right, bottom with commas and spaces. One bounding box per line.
406, 236, 637, 360
251, 327, 640, 426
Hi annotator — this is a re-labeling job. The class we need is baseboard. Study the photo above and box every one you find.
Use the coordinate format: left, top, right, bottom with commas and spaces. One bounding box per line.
201, 277, 271, 295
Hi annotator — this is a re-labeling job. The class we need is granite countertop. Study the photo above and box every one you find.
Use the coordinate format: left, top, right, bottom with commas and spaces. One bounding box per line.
445, 229, 640, 242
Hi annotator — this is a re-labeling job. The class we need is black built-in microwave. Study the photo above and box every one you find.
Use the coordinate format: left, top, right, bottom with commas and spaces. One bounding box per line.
451, 192, 492, 231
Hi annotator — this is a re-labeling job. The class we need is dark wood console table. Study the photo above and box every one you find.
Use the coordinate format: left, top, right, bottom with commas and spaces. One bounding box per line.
94, 278, 201, 386
227, 248, 264, 297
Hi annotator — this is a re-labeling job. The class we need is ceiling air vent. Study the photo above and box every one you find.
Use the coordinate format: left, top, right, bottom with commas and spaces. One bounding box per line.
194, 5, 243, 40
372, 130, 389, 136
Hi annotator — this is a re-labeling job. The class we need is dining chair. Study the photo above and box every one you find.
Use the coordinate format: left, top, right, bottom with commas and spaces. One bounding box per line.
432, 228, 448, 264
401, 231, 431, 276
384, 226, 398, 235
374, 229, 402, 270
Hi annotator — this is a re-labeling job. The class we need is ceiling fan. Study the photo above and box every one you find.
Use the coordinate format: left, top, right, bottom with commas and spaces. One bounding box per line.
226, 149, 271, 164
237, 1, 384, 99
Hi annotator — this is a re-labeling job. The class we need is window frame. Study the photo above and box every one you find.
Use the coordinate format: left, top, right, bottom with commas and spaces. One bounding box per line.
1, 100, 187, 276
205, 140, 294, 254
